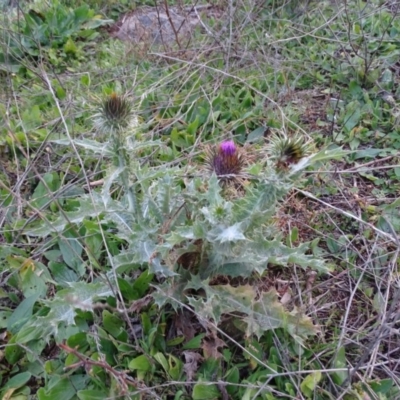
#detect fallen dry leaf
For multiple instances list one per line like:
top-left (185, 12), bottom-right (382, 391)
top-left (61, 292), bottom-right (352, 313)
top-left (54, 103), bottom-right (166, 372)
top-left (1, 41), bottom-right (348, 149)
top-left (202, 329), bottom-right (226, 359)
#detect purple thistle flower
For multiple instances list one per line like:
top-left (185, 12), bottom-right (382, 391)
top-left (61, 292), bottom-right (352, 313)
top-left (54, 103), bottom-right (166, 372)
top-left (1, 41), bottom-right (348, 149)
top-left (205, 140), bottom-right (245, 184)
top-left (219, 140), bottom-right (237, 156)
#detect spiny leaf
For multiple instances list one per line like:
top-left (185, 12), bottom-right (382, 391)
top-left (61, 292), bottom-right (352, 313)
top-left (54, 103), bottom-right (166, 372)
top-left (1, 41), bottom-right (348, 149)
top-left (51, 138), bottom-right (114, 156)
top-left (14, 282), bottom-right (113, 344)
top-left (25, 194), bottom-right (125, 237)
top-left (207, 222), bottom-right (247, 243)
top-left (186, 283), bottom-right (318, 344)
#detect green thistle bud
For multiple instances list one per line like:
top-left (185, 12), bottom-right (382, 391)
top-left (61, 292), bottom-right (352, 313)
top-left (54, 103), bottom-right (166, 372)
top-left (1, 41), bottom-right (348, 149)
top-left (94, 92), bottom-right (135, 135)
top-left (269, 133), bottom-right (311, 170)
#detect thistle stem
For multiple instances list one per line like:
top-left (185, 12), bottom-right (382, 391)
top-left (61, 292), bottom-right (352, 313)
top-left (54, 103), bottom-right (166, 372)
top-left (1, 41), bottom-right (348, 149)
top-left (114, 139), bottom-right (137, 216)
top-left (120, 154), bottom-right (137, 214)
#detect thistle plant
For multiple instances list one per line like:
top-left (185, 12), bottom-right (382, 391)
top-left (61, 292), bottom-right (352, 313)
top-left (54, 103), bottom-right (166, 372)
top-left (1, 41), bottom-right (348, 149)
top-left (18, 109), bottom-right (337, 396)
top-left (94, 92), bottom-right (138, 214)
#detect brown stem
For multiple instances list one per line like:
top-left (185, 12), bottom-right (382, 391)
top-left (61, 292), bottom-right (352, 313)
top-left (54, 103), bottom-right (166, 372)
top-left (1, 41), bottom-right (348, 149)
top-left (60, 343), bottom-right (137, 394)
top-left (162, 0), bottom-right (181, 49)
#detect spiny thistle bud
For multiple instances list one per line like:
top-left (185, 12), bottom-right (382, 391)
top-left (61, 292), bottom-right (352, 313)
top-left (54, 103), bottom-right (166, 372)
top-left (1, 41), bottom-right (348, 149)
top-left (269, 133), bottom-right (311, 171)
top-left (94, 92), bottom-right (135, 135)
top-left (204, 140), bottom-right (246, 184)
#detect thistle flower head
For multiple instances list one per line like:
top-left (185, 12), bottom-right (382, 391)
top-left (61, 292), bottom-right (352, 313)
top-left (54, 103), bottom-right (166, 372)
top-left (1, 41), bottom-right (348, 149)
top-left (269, 133), bottom-right (311, 170)
top-left (205, 140), bottom-right (246, 184)
top-left (94, 92), bottom-right (135, 135)
top-left (219, 140), bottom-right (236, 156)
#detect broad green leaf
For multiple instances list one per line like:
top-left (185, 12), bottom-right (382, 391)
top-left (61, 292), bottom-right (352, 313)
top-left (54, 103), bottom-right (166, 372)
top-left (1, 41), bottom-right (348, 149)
top-left (354, 149), bottom-right (387, 159)
top-left (77, 390), bottom-right (109, 400)
top-left (182, 333), bottom-right (205, 350)
top-left (132, 271), bottom-right (154, 298)
top-left (67, 332), bottom-right (88, 350)
top-left (369, 379), bottom-right (394, 395)
top-left (80, 74), bottom-right (90, 86)
top-left (167, 336), bottom-right (185, 346)
top-left (0, 287), bottom-right (7, 299)
top-left (83, 17), bottom-right (114, 29)
top-left (20, 266), bottom-right (47, 298)
top-left (48, 261), bottom-right (78, 285)
top-left (246, 126), bottom-right (266, 142)
top-left (128, 354), bottom-right (152, 371)
top-left (154, 352), bottom-right (169, 373)
top-left (112, 252), bottom-right (141, 272)
top-left (348, 81), bottom-right (362, 98)
top-left (14, 322), bottom-right (48, 345)
top-left (349, 138), bottom-right (362, 154)
top-left (21, 105), bottom-right (41, 130)
top-left (1, 371), bottom-right (31, 391)
top-left (102, 310), bottom-right (125, 338)
top-left (187, 117), bottom-right (199, 136)
top-left (0, 61), bottom-right (20, 73)
top-left (58, 227), bottom-right (83, 271)
top-left (5, 340), bottom-right (24, 364)
top-left (31, 172), bottom-right (61, 209)
top-left (0, 311), bottom-right (11, 329)
top-left (37, 377), bottom-right (76, 400)
top-left (118, 278), bottom-right (136, 300)
top-left (300, 371), bottom-right (322, 397)
top-left (326, 236), bottom-right (339, 253)
top-left (192, 381), bottom-right (220, 399)
top-left (226, 367), bottom-right (240, 395)
top-left (290, 227), bottom-right (298, 244)
top-left (7, 293), bottom-right (41, 333)
top-left (171, 128), bottom-right (186, 147)
top-left (84, 231), bottom-right (102, 256)
top-left (64, 38), bottom-right (77, 54)
top-left (343, 102), bottom-right (361, 132)
top-left (332, 346), bottom-right (347, 385)
top-left (56, 85), bottom-right (66, 100)
top-left (168, 354), bottom-right (183, 380)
